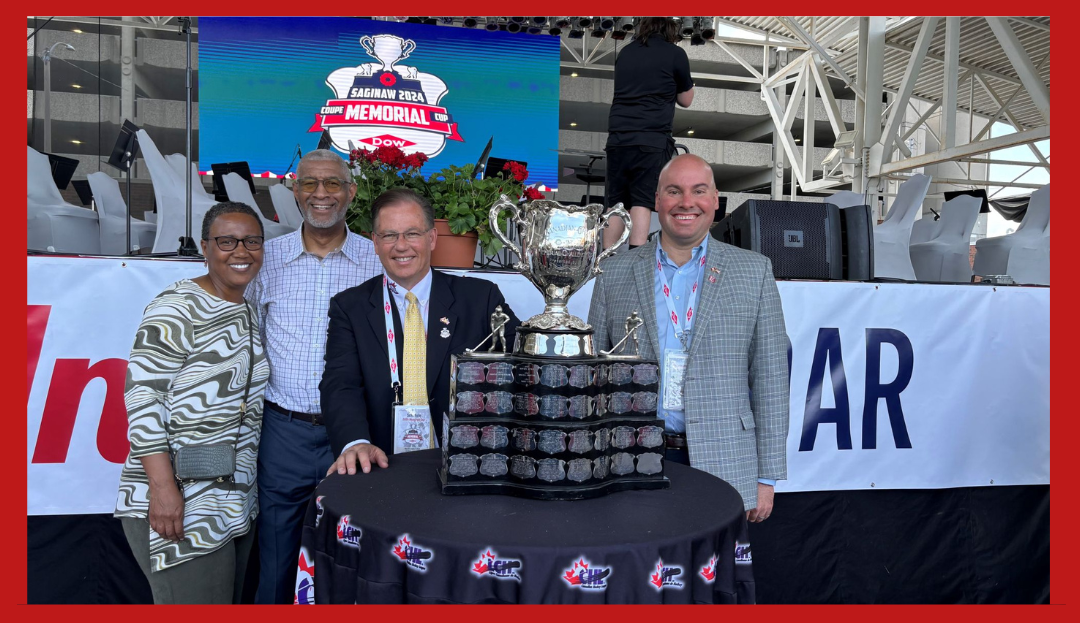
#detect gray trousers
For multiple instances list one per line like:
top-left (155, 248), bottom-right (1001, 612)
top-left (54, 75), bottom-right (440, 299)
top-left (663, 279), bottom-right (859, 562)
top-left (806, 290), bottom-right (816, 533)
top-left (121, 516), bottom-right (255, 604)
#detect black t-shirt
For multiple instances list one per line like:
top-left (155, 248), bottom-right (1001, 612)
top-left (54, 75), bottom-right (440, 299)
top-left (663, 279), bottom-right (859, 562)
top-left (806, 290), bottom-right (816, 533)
top-left (606, 34), bottom-right (694, 149)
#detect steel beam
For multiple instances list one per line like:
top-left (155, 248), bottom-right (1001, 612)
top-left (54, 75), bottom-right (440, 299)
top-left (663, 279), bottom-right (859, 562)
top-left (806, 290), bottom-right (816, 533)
top-left (972, 54), bottom-right (1049, 142)
top-left (776, 16), bottom-right (865, 99)
top-left (878, 125), bottom-right (1049, 175)
top-left (802, 55), bottom-right (817, 185)
top-left (762, 82), bottom-right (806, 187)
top-left (974, 73), bottom-right (1050, 167)
top-left (942, 17), bottom-right (960, 148)
top-left (712, 40), bottom-right (763, 81)
top-left (861, 17), bottom-right (886, 149)
top-left (880, 17), bottom-right (939, 164)
top-left (985, 17), bottom-right (1051, 125)
top-left (809, 54), bottom-right (847, 138)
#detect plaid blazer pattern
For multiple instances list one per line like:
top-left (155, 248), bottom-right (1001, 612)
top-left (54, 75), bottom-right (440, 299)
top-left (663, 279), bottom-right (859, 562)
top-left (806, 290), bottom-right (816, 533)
top-left (588, 238), bottom-right (790, 510)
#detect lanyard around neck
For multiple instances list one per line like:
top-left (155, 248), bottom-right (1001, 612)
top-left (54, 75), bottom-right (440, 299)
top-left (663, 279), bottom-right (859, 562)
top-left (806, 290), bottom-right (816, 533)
top-left (381, 276), bottom-right (402, 403)
top-left (656, 246), bottom-right (705, 350)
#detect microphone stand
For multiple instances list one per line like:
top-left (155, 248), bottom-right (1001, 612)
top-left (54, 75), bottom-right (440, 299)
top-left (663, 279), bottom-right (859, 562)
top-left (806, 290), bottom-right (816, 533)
top-left (177, 17), bottom-right (200, 256)
top-left (281, 144), bottom-right (302, 183)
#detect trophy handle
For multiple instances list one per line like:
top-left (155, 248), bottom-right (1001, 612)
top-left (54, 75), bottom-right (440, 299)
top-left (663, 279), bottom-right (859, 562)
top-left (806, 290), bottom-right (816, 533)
top-left (401, 40), bottom-right (416, 60)
top-left (594, 203), bottom-right (631, 273)
top-left (489, 194), bottom-right (523, 259)
top-left (359, 36), bottom-right (375, 56)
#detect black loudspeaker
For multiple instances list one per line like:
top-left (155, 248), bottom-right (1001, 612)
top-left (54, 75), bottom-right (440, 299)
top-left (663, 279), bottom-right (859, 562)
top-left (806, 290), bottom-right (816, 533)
top-left (713, 200), bottom-right (843, 280)
top-left (839, 204), bottom-right (875, 281)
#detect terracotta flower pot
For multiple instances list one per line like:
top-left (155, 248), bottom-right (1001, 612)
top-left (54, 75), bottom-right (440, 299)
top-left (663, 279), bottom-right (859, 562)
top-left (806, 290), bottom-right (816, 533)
top-left (430, 219), bottom-right (478, 268)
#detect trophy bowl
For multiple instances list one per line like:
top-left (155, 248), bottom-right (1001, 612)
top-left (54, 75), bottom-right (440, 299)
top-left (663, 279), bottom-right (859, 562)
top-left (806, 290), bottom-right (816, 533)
top-left (490, 195), bottom-right (630, 357)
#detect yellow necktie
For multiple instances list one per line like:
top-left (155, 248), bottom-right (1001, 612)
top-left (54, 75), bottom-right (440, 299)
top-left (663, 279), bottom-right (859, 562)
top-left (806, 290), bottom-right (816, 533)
top-left (402, 292), bottom-right (428, 406)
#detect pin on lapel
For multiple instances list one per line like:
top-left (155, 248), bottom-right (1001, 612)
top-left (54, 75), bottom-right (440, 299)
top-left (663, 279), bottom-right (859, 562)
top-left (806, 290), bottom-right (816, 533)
top-left (440, 317), bottom-right (450, 325)
top-left (708, 267), bottom-right (719, 284)
top-left (440, 327), bottom-right (451, 338)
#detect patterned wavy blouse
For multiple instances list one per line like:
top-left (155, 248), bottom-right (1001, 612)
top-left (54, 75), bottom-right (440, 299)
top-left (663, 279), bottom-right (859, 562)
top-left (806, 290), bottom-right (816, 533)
top-left (114, 279), bottom-right (269, 572)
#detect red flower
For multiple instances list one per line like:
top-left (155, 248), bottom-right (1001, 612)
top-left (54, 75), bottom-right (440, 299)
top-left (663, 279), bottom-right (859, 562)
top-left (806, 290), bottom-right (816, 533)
top-left (380, 72), bottom-right (397, 87)
top-left (523, 187), bottom-right (545, 201)
top-left (502, 160), bottom-right (529, 183)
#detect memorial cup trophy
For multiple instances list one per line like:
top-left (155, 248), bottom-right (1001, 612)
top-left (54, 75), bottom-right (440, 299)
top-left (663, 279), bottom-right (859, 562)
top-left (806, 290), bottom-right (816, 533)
top-left (438, 196), bottom-right (669, 499)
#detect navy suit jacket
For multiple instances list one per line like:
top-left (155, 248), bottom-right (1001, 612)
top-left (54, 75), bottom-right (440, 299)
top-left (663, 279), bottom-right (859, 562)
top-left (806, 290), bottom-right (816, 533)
top-left (321, 270), bottom-right (520, 457)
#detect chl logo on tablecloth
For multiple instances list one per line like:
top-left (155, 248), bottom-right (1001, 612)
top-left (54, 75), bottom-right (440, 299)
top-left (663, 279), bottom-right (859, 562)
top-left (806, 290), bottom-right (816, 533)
top-left (391, 533), bottom-right (433, 572)
top-left (294, 547), bottom-right (315, 605)
top-left (470, 548), bottom-right (522, 581)
top-left (336, 514), bottom-right (362, 547)
top-left (735, 541), bottom-right (752, 565)
top-left (311, 34), bottom-right (465, 158)
top-left (561, 557), bottom-right (611, 590)
top-left (649, 558), bottom-right (684, 590)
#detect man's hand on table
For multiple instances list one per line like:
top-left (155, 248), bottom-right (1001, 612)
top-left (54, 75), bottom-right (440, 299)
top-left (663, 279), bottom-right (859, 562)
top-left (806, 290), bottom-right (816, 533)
top-left (327, 443), bottom-right (390, 476)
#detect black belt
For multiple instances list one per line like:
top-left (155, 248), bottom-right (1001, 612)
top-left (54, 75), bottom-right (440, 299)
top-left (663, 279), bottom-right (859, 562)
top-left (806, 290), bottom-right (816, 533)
top-left (664, 433), bottom-right (687, 449)
top-left (265, 400), bottom-right (324, 426)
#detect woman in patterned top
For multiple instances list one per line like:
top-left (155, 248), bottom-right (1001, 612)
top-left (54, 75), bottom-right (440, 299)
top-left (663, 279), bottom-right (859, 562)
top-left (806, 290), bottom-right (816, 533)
top-left (115, 202), bottom-right (269, 603)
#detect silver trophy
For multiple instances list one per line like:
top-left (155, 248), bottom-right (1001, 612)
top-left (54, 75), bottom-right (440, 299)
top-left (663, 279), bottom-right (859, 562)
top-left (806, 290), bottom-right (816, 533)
top-left (490, 195), bottom-right (631, 357)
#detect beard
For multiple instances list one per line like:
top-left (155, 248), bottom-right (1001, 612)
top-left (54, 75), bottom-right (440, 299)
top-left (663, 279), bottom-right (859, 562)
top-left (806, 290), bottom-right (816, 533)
top-left (303, 206), bottom-right (346, 230)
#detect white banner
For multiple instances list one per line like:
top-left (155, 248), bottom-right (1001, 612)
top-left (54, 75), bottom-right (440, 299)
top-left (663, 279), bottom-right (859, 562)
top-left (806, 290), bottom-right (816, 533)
top-left (27, 257), bottom-right (1049, 515)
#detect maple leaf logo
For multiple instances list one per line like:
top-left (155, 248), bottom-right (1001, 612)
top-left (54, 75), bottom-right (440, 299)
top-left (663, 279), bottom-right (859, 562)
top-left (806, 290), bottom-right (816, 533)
top-left (562, 558), bottom-right (589, 585)
top-left (471, 550), bottom-right (494, 575)
top-left (392, 535), bottom-right (411, 559)
top-left (650, 562), bottom-right (664, 588)
top-left (700, 556), bottom-right (717, 581)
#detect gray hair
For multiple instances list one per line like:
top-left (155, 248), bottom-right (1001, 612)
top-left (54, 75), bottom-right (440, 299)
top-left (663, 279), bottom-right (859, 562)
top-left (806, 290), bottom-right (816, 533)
top-left (297, 149), bottom-right (352, 180)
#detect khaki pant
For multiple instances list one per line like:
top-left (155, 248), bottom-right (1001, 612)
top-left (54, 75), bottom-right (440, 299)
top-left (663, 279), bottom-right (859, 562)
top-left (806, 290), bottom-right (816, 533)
top-left (120, 516), bottom-right (255, 604)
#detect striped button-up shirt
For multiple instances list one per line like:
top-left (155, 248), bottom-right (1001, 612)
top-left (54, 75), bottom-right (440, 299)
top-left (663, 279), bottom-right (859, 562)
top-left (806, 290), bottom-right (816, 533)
top-left (246, 228), bottom-right (380, 414)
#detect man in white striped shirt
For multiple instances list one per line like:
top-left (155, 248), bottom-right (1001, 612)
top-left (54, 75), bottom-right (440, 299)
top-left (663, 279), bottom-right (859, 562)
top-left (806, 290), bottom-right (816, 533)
top-left (246, 149), bottom-right (380, 604)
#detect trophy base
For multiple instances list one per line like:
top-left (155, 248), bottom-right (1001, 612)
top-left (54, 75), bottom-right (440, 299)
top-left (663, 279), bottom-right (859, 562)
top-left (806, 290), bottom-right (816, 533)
top-left (438, 468), bottom-right (670, 500)
top-left (514, 328), bottom-right (595, 358)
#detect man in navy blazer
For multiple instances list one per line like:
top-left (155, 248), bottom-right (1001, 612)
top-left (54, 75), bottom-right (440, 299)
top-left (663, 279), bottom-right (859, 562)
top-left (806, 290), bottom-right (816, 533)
top-left (321, 188), bottom-right (519, 474)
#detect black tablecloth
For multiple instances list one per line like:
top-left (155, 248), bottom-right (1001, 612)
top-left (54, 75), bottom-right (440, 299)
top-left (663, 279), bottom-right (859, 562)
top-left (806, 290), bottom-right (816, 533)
top-left (296, 449), bottom-right (753, 604)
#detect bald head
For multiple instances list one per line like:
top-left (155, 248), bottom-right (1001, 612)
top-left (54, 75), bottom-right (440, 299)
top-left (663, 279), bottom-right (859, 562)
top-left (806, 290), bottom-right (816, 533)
top-left (655, 153), bottom-right (720, 254)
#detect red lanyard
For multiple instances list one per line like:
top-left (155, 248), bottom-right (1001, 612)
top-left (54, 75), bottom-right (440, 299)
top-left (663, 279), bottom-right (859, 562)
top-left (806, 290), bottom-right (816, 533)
top-left (656, 249), bottom-right (706, 350)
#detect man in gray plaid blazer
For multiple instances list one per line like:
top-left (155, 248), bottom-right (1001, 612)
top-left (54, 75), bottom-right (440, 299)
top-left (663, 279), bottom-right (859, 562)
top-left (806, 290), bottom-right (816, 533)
top-left (588, 154), bottom-right (789, 521)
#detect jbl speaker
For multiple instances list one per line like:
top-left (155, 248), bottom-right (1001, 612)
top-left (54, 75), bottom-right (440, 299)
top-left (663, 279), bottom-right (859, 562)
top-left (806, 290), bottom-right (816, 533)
top-left (712, 200), bottom-right (843, 280)
top-left (838, 204), bottom-right (874, 281)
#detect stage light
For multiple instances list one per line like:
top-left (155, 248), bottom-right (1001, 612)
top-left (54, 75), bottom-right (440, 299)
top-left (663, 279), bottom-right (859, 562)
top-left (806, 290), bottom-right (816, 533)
top-left (71, 139), bottom-right (82, 144)
top-left (620, 17), bottom-right (635, 32)
top-left (548, 26), bottom-right (563, 36)
top-left (568, 26), bottom-right (585, 39)
top-left (463, 17), bottom-right (479, 28)
top-left (680, 16), bottom-right (695, 37)
top-left (555, 17), bottom-right (571, 28)
top-left (439, 17), bottom-right (455, 25)
top-left (578, 16), bottom-right (592, 28)
top-left (701, 17), bottom-right (716, 40)
top-left (570, 72), bottom-right (579, 77)
top-left (507, 21), bottom-right (522, 33)
top-left (611, 30), bottom-right (627, 40)
top-left (599, 17), bottom-right (615, 30)
top-left (485, 17), bottom-right (501, 31)
top-left (72, 28), bottom-right (83, 34)
top-left (687, 128), bottom-right (694, 135)
top-left (532, 17), bottom-right (547, 26)
top-left (510, 17), bottom-right (526, 24)
top-left (591, 27), bottom-right (606, 38)
top-left (71, 83), bottom-right (82, 89)
top-left (570, 122), bottom-right (578, 127)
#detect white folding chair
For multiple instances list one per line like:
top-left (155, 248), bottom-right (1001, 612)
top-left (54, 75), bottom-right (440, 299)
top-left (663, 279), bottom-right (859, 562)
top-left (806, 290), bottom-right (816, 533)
top-left (138, 129), bottom-right (219, 253)
top-left (27, 146), bottom-right (100, 254)
top-left (269, 183), bottom-right (305, 230)
top-left (909, 194), bottom-right (981, 282)
top-left (1006, 221), bottom-right (1050, 286)
top-left (87, 172), bottom-right (156, 254)
top-left (872, 174), bottom-right (931, 280)
top-left (973, 184), bottom-right (1050, 278)
top-left (221, 172), bottom-right (293, 237)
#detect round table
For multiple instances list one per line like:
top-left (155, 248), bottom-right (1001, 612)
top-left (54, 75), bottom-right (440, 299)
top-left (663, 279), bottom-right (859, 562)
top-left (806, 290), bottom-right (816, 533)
top-left (296, 449), bottom-right (753, 604)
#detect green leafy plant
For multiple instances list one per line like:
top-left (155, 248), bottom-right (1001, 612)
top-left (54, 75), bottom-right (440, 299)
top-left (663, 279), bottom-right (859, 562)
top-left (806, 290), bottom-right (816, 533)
top-left (348, 146), bottom-right (545, 255)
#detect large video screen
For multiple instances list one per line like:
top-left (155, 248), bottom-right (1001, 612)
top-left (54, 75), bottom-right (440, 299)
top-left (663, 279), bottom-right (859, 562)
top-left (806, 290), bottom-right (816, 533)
top-left (199, 17), bottom-right (560, 189)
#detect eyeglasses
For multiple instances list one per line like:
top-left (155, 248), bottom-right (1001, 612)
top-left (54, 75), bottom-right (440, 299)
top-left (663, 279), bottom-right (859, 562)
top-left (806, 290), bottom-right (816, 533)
top-left (207, 235), bottom-right (264, 251)
top-left (295, 177), bottom-right (350, 193)
top-left (374, 229), bottom-right (430, 244)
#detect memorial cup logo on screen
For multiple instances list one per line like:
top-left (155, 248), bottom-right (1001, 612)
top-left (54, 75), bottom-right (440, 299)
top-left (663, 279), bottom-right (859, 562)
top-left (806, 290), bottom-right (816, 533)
top-left (336, 514), bottom-right (362, 547)
top-left (649, 558), bottom-right (684, 590)
top-left (311, 33), bottom-right (464, 158)
top-left (294, 547), bottom-right (315, 605)
top-left (391, 533), bottom-right (434, 572)
top-left (561, 557), bottom-right (611, 590)
top-left (470, 548), bottom-right (522, 581)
